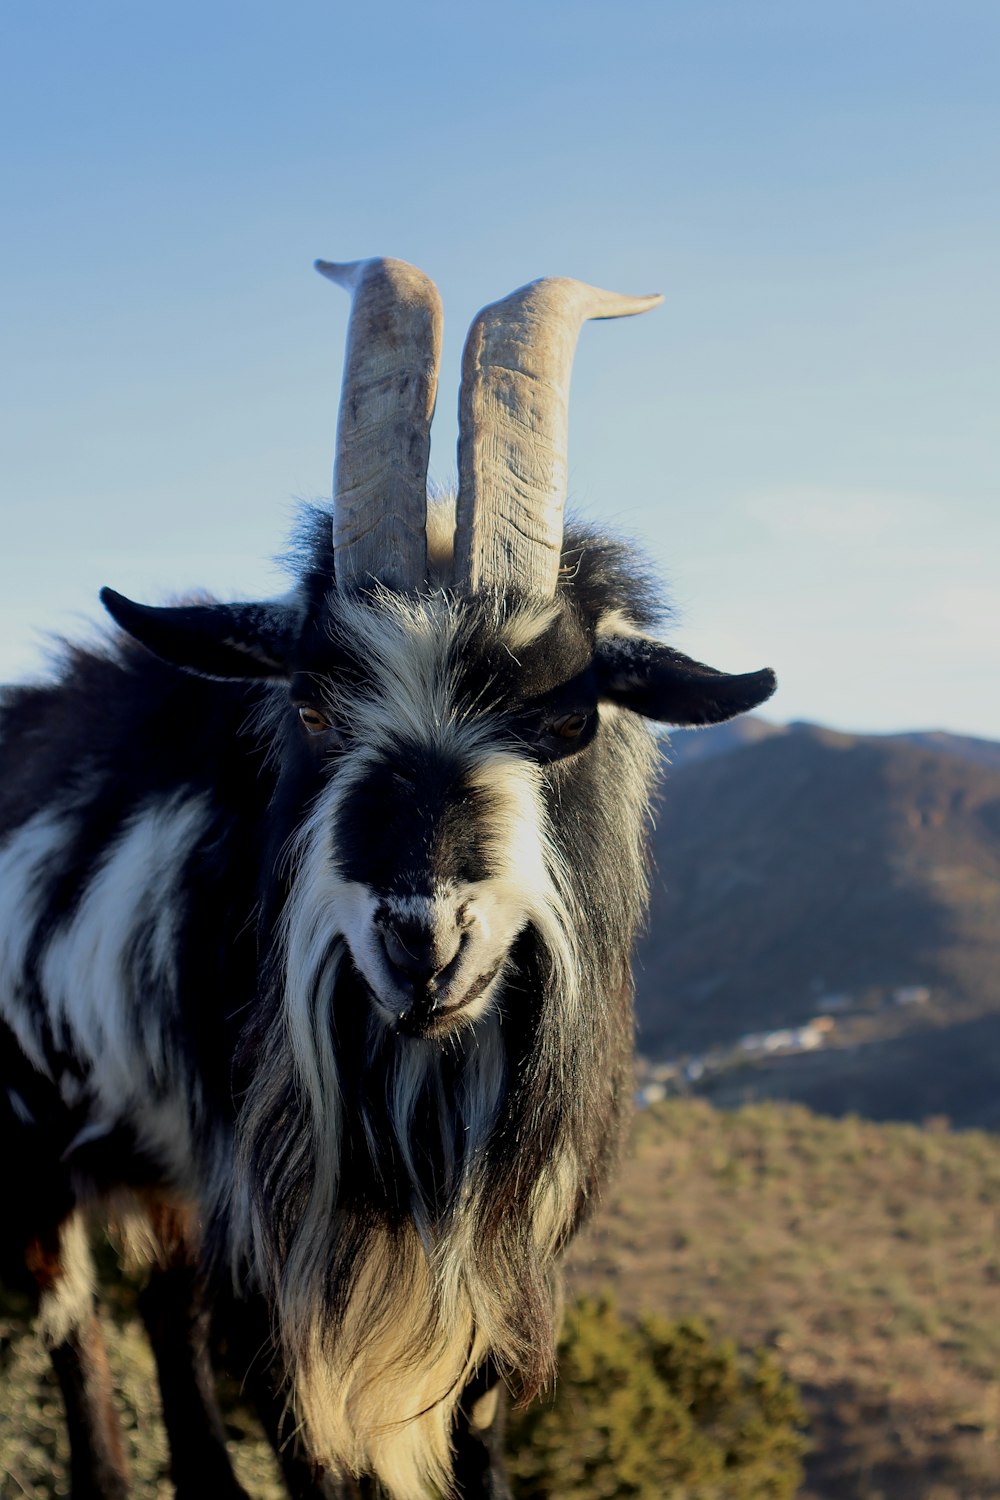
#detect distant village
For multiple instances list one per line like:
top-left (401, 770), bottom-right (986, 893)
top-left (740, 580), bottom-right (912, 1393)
top-left (635, 985), bottom-right (932, 1105)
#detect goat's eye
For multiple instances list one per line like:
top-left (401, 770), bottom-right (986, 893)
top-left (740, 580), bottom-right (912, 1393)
top-left (297, 706), bottom-right (330, 735)
top-left (549, 712), bottom-right (590, 739)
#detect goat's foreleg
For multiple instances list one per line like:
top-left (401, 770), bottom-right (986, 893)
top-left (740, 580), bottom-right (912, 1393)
top-left (216, 1288), bottom-right (362, 1498)
top-left (25, 1211), bottom-right (130, 1500)
top-left (136, 1201), bottom-right (252, 1500)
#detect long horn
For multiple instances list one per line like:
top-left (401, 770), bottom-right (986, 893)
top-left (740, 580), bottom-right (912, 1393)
top-left (316, 257), bottom-right (443, 592)
top-left (454, 277), bottom-right (662, 597)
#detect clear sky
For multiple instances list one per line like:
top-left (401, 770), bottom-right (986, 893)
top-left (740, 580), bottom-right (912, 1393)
top-left (2, 0), bottom-right (997, 737)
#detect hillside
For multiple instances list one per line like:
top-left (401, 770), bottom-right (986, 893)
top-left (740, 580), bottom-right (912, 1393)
top-left (636, 723), bottom-right (1000, 1124)
top-left (568, 1100), bottom-right (1000, 1500)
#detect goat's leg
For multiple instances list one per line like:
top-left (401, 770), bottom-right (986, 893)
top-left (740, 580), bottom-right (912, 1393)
top-left (26, 1212), bottom-right (130, 1500)
top-left (451, 1361), bottom-right (512, 1500)
top-left (217, 1288), bottom-right (356, 1499)
top-left (136, 1202), bottom-right (252, 1500)
top-left (138, 1261), bottom-right (254, 1500)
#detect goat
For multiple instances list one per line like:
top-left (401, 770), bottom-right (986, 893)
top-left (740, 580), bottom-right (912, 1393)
top-left (0, 258), bottom-right (775, 1499)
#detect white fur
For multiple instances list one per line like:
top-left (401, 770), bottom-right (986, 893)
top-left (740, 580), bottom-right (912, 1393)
top-left (296, 1228), bottom-right (490, 1499)
top-left (20, 795), bottom-right (213, 1185)
top-left (59, 1074), bottom-right (85, 1107)
top-left (498, 601), bottom-right (561, 654)
top-left (594, 606), bottom-right (645, 640)
top-left (0, 809), bottom-right (78, 1075)
top-left (37, 1211), bottom-right (95, 1349)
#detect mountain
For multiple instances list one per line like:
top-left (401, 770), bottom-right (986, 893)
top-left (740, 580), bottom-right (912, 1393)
top-left (887, 728), bottom-right (1000, 770)
top-left (635, 722), bottom-right (1000, 1125)
top-left (665, 717), bottom-right (1000, 771)
top-left (658, 714), bottom-right (789, 767)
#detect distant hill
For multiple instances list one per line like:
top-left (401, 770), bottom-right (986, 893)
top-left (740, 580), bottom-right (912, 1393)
top-left (636, 721), bottom-right (1000, 1124)
top-left (660, 714), bottom-right (789, 767)
top-left (665, 716), bottom-right (1000, 771)
top-left (888, 728), bottom-right (1000, 769)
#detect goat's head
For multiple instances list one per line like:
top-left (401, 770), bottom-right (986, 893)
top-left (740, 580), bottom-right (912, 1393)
top-left (102, 258), bottom-right (775, 1040)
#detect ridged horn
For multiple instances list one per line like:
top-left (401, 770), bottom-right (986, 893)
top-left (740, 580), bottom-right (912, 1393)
top-left (454, 277), bottom-right (662, 597)
top-left (316, 257), bottom-right (443, 592)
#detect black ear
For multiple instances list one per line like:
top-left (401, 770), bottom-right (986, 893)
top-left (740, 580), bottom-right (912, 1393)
top-left (596, 635), bottom-right (776, 726)
top-left (100, 589), bottom-right (301, 679)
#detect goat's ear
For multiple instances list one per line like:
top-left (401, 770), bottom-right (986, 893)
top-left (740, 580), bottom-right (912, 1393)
top-left (595, 635), bottom-right (776, 726)
top-left (100, 589), bottom-right (300, 680)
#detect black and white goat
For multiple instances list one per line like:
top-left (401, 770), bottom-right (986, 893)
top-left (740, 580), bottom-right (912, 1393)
top-left (0, 259), bottom-right (775, 1499)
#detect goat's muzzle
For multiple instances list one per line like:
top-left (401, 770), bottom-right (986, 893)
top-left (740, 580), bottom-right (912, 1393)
top-left (372, 910), bottom-right (503, 1039)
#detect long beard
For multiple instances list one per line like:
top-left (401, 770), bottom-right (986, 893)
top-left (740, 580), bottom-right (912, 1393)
top-left (230, 925), bottom-right (581, 1498)
top-left (228, 714), bottom-right (653, 1498)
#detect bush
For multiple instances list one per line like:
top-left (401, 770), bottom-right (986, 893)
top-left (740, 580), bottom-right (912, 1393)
top-left (508, 1295), bottom-right (807, 1499)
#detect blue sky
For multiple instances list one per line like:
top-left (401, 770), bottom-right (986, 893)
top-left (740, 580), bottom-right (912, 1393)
top-left (2, 0), bottom-right (998, 735)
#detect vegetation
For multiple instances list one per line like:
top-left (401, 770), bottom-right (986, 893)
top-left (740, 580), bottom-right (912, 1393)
top-left (509, 1295), bottom-right (806, 1499)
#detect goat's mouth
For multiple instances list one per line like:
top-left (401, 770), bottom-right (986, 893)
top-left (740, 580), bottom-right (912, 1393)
top-left (388, 959), bottom-right (504, 1040)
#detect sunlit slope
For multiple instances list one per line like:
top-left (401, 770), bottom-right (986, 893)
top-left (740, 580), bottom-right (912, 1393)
top-left (636, 726), bottom-right (1000, 1123)
top-left (568, 1099), bottom-right (1000, 1500)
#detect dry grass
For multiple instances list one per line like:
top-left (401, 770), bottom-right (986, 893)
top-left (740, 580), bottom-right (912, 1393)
top-left (0, 1314), bottom-right (285, 1500)
top-left (569, 1099), bottom-right (1000, 1499)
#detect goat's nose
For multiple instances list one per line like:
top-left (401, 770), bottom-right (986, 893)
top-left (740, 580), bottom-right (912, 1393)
top-left (379, 920), bottom-right (464, 988)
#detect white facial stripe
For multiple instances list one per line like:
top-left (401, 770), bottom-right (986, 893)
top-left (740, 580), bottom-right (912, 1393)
top-left (466, 750), bottom-right (551, 886)
top-left (325, 879), bottom-right (388, 1019)
top-left (326, 592), bottom-right (464, 757)
top-left (322, 590), bottom-right (570, 773)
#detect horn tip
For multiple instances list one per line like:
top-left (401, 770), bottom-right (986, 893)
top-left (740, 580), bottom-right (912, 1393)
top-left (315, 258), bottom-right (360, 289)
top-left (590, 288), bottom-right (664, 322)
top-left (615, 291), bottom-right (664, 317)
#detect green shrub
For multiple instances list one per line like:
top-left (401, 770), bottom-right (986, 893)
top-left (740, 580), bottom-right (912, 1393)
top-left (508, 1295), bottom-right (807, 1499)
